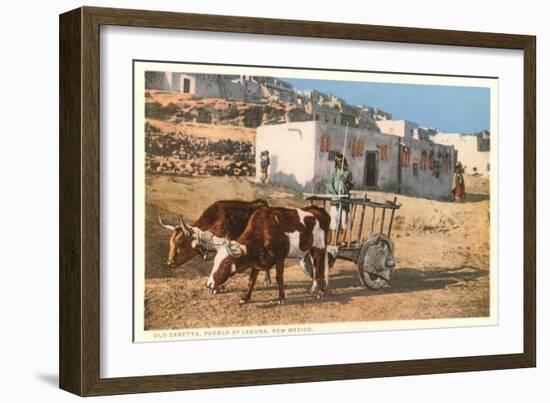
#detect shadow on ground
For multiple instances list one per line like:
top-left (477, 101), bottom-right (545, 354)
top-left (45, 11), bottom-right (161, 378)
top-left (244, 265), bottom-right (488, 308)
top-left (463, 192), bottom-right (490, 202)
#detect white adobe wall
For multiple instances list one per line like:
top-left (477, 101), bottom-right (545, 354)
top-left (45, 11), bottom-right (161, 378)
top-left (145, 72), bottom-right (197, 93)
top-left (189, 76), bottom-right (265, 102)
top-left (377, 119), bottom-right (418, 138)
top-left (310, 105), bottom-right (341, 125)
top-left (257, 122), bottom-right (454, 199)
top-left (144, 71), bottom-right (172, 91)
top-left (403, 120), bottom-right (419, 138)
top-left (255, 121), bottom-right (317, 191)
top-left (240, 80), bottom-right (264, 102)
top-left (434, 133), bottom-right (491, 176)
top-left (377, 120), bottom-right (403, 135)
top-left (221, 80), bottom-right (245, 101)
top-left (313, 123), bottom-right (364, 190)
top-left (192, 75), bottom-right (224, 99)
top-left (399, 138), bottom-right (455, 200)
top-left (313, 123), bottom-right (399, 193)
top-left (315, 123), bottom-right (454, 199)
top-left (224, 79), bottom-right (264, 102)
top-left (368, 132), bottom-right (400, 192)
top-left (179, 74), bottom-right (197, 94)
top-left (168, 73), bottom-right (181, 92)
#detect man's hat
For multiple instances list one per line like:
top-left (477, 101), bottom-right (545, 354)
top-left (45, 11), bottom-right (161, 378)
top-left (335, 152), bottom-right (343, 161)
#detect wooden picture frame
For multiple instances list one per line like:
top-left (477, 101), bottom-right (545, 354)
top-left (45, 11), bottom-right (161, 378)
top-left (59, 6), bottom-right (536, 396)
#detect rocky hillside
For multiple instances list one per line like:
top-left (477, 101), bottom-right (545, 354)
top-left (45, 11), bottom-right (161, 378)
top-left (145, 122), bottom-right (255, 177)
top-left (143, 91), bottom-right (307, 178)
top-left (142, 90), bottom-right (385, 178)
top-left (145, 90), bottom-right (306, 128)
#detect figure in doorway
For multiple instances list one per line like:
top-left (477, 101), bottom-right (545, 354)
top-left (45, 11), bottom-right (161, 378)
top-left (452, 162), bottom-right (466, 203)
top-left (260, 150), bottom-right (270, 184)
top-left (327, 153), bottom-right (353, 245)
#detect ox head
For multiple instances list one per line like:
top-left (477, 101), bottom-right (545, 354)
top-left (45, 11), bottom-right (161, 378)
top-left (158, 215), bottom-right (201, 269)
top-left (206, 238), bottom-right (248, 292)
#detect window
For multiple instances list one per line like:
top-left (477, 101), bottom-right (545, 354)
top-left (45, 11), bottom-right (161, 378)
top-left (320, 135), bottom-right (331, 152)
top-left (380, 144), bottom-right (389, 161)
top-left (442, 153), bottom-right (450, 172)
top-left (328, 150), bottom-right (339, 161)
top-left (478, 137), bottom-right (490, 152)
top-left (420, 151), bottom-right (428, 170)
top-left (432, 161), bottom-right (440, 178)
top-left (351, 139), bottom-right (364, 157)
top-left (401, 147), bottom-right (410, 167)
top-left (413, 163), bottom-right (419, 176)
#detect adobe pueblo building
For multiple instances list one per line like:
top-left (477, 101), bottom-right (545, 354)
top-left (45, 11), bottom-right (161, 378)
top-left (145, 72), bottom-right (297, 103)
top-left (433, 130), bottom-right (491, 176)
top-left (256, 119), bottom-right (457, 200)
top-left (145, 71), bottom-right (488, 199)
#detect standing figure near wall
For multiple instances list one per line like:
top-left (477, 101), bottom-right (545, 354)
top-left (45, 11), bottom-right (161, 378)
top-left (452, 162), bottom-right (466, 203)
top-left (327, 153), bottom-right (353, 245)
top-left (260, 150), bottom-right (270, 184)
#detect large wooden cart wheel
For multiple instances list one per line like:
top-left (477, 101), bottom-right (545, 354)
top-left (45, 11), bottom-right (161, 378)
top-left (357, 234), bottom-right (396, 289)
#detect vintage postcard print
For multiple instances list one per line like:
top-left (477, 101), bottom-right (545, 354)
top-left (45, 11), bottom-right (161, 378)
top-left (133, 61), bottom-right (498, 342)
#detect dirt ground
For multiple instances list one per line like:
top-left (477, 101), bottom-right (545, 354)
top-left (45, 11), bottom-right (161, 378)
top-left (143, 173), bottom-right (491, 330)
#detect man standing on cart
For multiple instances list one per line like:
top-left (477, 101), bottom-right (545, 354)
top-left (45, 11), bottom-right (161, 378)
top-left (327, 153), bottom-right (353, 245)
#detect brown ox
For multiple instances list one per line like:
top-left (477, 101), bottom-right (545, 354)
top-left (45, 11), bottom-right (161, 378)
top-left (158, 199), bottom-right (268, 274)
top-left (189, 205), bottom-right (330, 304)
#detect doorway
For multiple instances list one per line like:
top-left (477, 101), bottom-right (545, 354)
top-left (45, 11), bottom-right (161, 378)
top-left (183, 78), bottom-right (191, 93)
top-left (364, 151), bottom-right (377, 187)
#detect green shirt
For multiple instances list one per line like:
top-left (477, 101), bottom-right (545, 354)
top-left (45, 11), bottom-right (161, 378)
top-left (328, 167), bottom-right (353, 196)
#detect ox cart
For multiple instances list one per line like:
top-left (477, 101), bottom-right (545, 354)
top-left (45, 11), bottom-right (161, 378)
top-left (303, 193), bottom-right (401, 290)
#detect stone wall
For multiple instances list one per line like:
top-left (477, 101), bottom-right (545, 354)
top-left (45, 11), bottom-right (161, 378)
top-left (145, 123), bottom-right (255, 177)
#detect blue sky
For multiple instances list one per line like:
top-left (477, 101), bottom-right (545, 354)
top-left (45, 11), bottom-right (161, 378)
top-left (281, 77), bottom-right (491, 133)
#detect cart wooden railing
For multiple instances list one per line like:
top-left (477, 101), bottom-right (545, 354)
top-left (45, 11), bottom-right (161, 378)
top-left (303, 193), bottom-right (401, 248)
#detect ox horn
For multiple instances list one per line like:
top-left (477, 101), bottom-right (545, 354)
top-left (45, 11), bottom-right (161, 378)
top-left (158, 215), bottom-right (176, 231)
top-left (179, 217), bottom-right (194, 237)
top-left (224, 237), bottom-right (247, 258)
